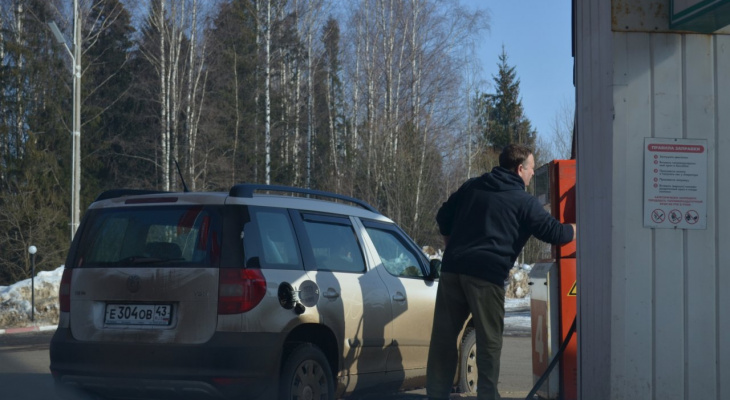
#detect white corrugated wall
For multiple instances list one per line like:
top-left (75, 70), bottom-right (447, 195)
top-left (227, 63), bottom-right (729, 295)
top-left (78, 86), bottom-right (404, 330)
top-left (576, 1), bottom-right (730, 399)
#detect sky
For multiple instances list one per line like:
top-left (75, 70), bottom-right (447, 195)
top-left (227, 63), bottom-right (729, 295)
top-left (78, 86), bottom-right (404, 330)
top-left (460, 0), bottom-right (575, 144)
top-left (0, 265), bottom-right (532, 333)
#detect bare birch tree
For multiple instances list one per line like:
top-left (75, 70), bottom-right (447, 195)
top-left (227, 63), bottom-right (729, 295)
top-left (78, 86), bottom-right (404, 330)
top-left (262, 0), bottom-right (272, 184)
top-left (185, 0), bottom-right (208, 190)
top-left (140, 0), bottom-right (209, 191)
top-left (544, 97), bottom-right (574, 161)
top-left (341, 0), bottom-right (488, 242)
top-left (294, 0), bottom-right (326, 188)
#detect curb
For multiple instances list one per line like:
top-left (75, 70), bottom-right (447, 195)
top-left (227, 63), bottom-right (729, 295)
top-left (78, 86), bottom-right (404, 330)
top-left (0, 325), bottom-right (57, 335)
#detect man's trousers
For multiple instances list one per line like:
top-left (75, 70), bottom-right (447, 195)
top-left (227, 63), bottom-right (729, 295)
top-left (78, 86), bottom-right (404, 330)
top-left (426, 271), bottom-right (505, 400)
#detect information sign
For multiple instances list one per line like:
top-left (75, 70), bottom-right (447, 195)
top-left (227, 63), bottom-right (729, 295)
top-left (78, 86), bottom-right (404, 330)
top-left (644, 138), bottom-right (707, 229)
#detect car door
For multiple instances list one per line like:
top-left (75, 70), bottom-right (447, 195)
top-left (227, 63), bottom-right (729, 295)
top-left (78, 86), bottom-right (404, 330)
top-left (358, 218), bottom-right (437, 372)
top-left (290, 211), bottom-right (393, 377)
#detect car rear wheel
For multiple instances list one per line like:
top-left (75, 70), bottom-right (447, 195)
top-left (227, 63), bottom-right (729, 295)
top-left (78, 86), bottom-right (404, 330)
top-left (457, 327), bottom-right (478, 393)
top-left (279, 343), bottom-right (334, 400)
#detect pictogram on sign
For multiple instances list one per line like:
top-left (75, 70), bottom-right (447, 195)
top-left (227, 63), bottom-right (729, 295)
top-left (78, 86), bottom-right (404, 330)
top-left (685, 210), bottom-right (699, 224)
top-left (669, 209), bottom-right (682, 224)
top-left (651, 209), bottom-right (665, 223)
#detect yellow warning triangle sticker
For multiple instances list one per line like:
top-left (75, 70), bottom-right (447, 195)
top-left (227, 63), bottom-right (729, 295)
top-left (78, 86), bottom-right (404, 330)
top-left (568, 281), bottom-right (577, 296)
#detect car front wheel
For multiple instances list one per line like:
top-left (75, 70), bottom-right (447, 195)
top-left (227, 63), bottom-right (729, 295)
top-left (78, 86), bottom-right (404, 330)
top-left (279, 343), bottom-right (334, 400)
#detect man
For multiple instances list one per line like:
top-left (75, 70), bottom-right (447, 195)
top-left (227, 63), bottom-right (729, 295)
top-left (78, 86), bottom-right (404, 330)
top-left (427, 144), bottom-right (575, 400)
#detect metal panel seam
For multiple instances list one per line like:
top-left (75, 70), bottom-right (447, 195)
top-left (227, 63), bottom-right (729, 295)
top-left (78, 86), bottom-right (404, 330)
top-left (713, 34), bottom-right (722, 400)
top-left (681, 33), bottom-right (690, 400)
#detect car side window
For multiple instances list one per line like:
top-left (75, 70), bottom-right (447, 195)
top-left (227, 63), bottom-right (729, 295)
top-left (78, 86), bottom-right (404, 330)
top-left (244, 207), bottom-right (302, 269)
top-left (364, 225), bottom-right (424, 278)
top-left (299, 214), bottom-right (365, 273)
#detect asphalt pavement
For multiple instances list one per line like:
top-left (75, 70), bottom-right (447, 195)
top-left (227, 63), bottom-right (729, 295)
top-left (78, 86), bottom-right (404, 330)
top-left (0, 327), bottom-right (538, 400)
top-left (351, 333), bottom-right (535, 400)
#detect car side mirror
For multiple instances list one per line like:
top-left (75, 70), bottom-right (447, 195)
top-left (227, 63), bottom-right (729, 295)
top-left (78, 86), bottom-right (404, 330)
top-left (426, 258), bottom-right (441, 281)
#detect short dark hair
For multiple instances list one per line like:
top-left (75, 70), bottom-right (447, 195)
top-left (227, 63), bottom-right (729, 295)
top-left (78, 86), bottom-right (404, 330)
top-left (499, 144), bottom-right (533, 171)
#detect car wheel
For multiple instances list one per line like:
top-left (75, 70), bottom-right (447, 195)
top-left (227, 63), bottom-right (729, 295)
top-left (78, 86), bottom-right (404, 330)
top-left (279, 343), bottom-right (334, 400)
top-left (457, 327), bottom-right (477, 393)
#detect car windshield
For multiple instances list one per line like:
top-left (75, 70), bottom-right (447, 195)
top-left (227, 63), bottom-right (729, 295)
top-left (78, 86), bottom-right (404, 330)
top-left (72, 205), bottom-right (223, 268)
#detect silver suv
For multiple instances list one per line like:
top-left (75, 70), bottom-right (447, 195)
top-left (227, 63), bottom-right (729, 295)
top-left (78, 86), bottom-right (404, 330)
top-left (50, 184), bottom-right (473, 400)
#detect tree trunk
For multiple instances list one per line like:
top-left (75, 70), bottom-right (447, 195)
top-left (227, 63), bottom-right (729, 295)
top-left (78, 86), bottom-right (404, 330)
top-left (185, 0), bottom-right (198, 191)
top-left (264, 0), bottom-right (271, 185)
top-left (326, 68), bottom-right (339, 188)
top-left (159, 0), bottom-right (170, 191)
top-left (232, 50), bottom-right (240, 184)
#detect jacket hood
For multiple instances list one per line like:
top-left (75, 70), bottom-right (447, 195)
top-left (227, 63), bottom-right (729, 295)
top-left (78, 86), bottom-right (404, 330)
top-left (478, 166), bottom-right (525, 192)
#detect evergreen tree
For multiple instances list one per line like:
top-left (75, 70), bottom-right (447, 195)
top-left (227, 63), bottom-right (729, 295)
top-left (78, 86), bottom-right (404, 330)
top-left (269, 5), bottom-right (306, 186)
top-left (201, 0), bottom-right (261, 188)
top-left (312, 16), bottom-right (343, 189)
top-left (477, 46), bottom-right (537, 152)
top-left (0, 0), bottom-right (72, 284)
top-left (82, 0), bottom-right (137, 199)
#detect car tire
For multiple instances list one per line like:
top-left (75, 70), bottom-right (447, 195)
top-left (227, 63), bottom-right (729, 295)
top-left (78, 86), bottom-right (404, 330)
top-left (457, 327), bottom-right (478, 393)
top-left (279, 343), bottom-right (335, 400)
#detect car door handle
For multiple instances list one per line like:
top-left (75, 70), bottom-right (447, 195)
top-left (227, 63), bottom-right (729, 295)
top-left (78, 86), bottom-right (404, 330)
top-left (323, 288), bottom-right (340, 299)
top-left (392, 292), bottom-right (406, 302)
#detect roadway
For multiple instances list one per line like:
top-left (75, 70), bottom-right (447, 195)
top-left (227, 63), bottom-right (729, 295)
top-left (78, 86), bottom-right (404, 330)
top-left (0, 330), bottom-right (534, 400)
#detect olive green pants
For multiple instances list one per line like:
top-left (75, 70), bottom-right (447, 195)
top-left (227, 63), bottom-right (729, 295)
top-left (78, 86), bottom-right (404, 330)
top-left (426, 272), bottom-right (505, 400)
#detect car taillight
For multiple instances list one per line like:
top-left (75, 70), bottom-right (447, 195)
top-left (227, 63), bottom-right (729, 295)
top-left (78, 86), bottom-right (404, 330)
top-left (59, 269), bottom-right (72, 312)
top-left (218, 268), bottom-right (267, 314)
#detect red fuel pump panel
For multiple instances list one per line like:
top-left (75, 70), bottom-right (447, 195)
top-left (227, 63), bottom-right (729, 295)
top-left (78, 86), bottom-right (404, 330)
top-left (551, 159), bottom-right (577, 400)
top-left (559, 258), bottom-right (577, 400)
top-left (550, 159), bottom-right (576, 259)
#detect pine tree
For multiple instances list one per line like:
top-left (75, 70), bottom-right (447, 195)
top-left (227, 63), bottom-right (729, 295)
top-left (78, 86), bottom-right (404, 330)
top-left (313, 16), bottom-right (343, 189)
top-left (202, 0), bottom-right (262, 188)
top-left (0, 0), bottom-right (72, 284)
top-left (478, 46), bottom-right (537, 151)
top-left (82, 0), bottom-right (137, 199)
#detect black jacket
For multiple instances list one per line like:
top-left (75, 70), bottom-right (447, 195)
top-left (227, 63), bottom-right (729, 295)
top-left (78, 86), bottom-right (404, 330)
top-left (436, 166), bottom-right (574, 286)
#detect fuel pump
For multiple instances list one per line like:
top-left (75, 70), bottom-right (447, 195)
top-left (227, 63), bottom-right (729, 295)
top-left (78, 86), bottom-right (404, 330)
top-left (529, 160), bottom-right (577, 400)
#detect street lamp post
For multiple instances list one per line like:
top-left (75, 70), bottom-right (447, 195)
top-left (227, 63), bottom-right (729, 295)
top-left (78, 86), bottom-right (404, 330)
top-left (48, 0), bottom-right (81, 241)
top-left (28, 245), bottom-right (37, 322)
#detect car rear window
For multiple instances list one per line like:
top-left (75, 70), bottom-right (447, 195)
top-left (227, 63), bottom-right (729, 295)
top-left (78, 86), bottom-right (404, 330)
top-left (71, 205), bottom-right (223, 268)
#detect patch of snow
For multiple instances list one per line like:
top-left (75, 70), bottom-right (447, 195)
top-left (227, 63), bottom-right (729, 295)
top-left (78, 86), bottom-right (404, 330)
top-left (0, 266), bottom-right (64, 328)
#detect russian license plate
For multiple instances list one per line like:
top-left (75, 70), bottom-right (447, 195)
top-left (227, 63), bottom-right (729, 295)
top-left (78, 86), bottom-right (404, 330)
top-left (104, 304), bottom-right (172, 326)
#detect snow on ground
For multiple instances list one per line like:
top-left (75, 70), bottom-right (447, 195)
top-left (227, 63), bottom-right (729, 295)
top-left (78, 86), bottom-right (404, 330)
top-left (0, 266), bottom-right (64, 329)
top-left (0, 264), bottom-right (533, 332)
top-left (504, 263), bottom-right (533, 333)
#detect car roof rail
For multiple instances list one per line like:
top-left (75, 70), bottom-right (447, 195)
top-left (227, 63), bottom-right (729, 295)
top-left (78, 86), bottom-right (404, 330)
top-left (95, 189), bottom-right (171, 202)
top-left (229, 183), bottom-right (379, 213)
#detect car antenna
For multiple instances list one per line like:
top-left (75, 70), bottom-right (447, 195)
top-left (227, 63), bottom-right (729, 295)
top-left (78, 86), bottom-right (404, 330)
top-left (174, 159), bottom-right (190, 192)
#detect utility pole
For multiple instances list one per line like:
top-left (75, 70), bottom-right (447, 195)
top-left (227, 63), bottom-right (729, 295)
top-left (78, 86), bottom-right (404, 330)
top-left (49, 0), bottom-right (81, 241)
top-left (72, 0), bottom-right (81, 240)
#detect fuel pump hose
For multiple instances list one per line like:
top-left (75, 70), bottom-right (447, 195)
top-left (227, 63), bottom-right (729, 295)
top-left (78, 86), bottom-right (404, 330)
top-left (525, 316), bottom-right (577, 400)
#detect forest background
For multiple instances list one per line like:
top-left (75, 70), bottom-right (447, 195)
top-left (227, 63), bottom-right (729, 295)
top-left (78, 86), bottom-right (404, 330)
top-left (0, 0), bottom-right (573, 286)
